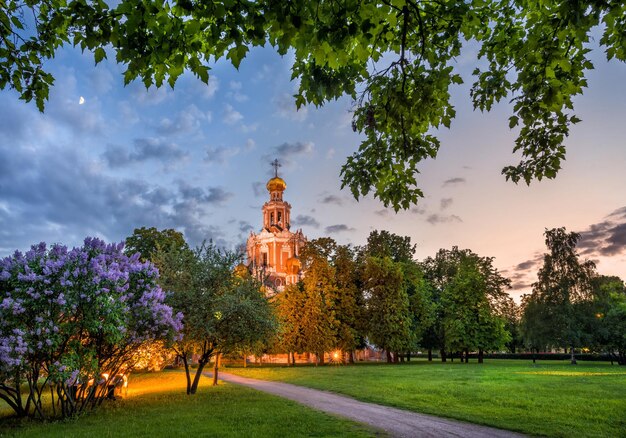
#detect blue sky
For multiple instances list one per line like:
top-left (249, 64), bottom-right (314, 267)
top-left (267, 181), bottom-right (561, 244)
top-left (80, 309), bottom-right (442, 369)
top-left (0, 40), bottom-right (624, 300)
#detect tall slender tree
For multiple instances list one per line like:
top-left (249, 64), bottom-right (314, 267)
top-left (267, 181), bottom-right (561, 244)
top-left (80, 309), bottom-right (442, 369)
top-left (527, 228), bottom-right (596, 364)
top-left (363, 256), bottom-right (414, 363)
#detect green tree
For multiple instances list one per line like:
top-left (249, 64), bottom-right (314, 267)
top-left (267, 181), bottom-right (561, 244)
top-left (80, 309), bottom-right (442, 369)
top-left (441, 259), bottom-right (510, 363)
top-left (421, 247), bottom-right (511, 361)
top-left (527, 227), bottom-right (596, 364)
top-left (275, 282), bottom-right (308, 365)
top-left (330, 244), bottom-right (364, 363)
top-left (6, 1), bottom-right (624, 209)
top-left (210, 276), bottom-right (276, 383)
top-left (520, 293), bottom-right (552, 362)
top-left (363, 256), bottom-right (414, 363)
top-left (364, 230), bottom-right (416, 263)
top-left (125, 227), bottom-right (188, 262)
top-left (156, 242), bottom-right (275, 392)
top-left (299, 246), bottom-right (339, 365)
top-left (590, 276), bottom-right (626, 365)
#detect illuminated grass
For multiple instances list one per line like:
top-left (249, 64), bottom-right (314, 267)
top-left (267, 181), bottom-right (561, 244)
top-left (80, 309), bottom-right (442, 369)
top-left (225, 360), bottom-right (626, 438)
top-left (0, 371), bottom-right (381, 437)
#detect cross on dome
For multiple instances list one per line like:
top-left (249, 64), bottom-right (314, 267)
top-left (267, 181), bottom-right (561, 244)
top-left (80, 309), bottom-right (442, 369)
top-left (271, 158), bottom-right (281, 177)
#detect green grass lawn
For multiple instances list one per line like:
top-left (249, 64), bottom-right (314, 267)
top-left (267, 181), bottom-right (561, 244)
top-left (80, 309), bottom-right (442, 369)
top-left (224, 359), bottom-right (626, 438)
top-left (0, 371), bottom-right (381, 437)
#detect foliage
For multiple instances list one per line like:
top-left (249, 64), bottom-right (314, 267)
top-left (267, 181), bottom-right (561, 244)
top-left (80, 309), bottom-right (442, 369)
top-left (276, 239), bottom-right (364, 363)
top-left (331, 244), bottom-right (365, 357)
top-left (125, 227), bottom-right (188, 262)
top-left (363, 230), bottom-right (416, 263)
top-left (5, 1), bottom-right (626, 209)
top-left (441, 259), bottom-right (510, 360)
top-left (362, 256), bottom-right (414, 360)
top-left (523, 228), bottom-right (596, 363)
top-left (155, 241), bottom-right (275, 392)
top-left (590, 276), bottom-right (626, 365)
top-left (0, 238), bottom-right (181, 419)
top-left (421, 246), bottom-right (512, 360)
top-left (131, 341), bottom-right (175, 372)
top-left (297, 247), bottom-right (339, 363)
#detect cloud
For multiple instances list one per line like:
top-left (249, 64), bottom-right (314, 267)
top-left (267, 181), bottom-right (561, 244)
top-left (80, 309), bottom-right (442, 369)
top-left (411, 206), bottom-right (427, 215)
top-left (293, 215), bottom-right (320, 229)
top-left (183, 75), bottom-right (219, 100)
top-left (239, 221), bottom-right (254, 233)
top-left (275, 93), bottom-right (308, 121)
top-left (157, 104), bottom-right (211, 135)
top-left (320, 195), bottom-right (343, 206)
top-left (223, 104), bottom-right (243, 125)
top-left (131, 83), bottom-right (172, 105)
top-left (375, 209), bottom-right (390, 217)
top-left (262, 142), bottom-right (314, 171)
top-left (325, 224), bottom-right (355, 234)
top-left (0, 138), bottom-right (230, 255)
top-left (511, 281), bottom-right (533, 291)
top-left (442, 177), bottom-right (466, 187)
top-left (103, 138), bottom-right (188, 168)
top-left (440, 198), bottom-right (453, 210)
top-left (426, 214), bottom-right (462, 225)
top-left (578, 206), bottom-right (626, 257)
top-left (252, 182), bottom-right (265, 197)
top-left (228, 81), bottom-right (248, 102)
top-left (204, 146), bottom-right (239, 165)
top-left (516, 259), bottom-right (538, 271)
top-left (177, 181), bottom-right (233, 205)
top-left (275, 141), bottom-right (314, 158)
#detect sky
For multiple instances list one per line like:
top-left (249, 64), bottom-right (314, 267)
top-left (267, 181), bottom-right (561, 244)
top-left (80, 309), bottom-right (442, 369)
top-left (0, 37), bottom-right (624, 302)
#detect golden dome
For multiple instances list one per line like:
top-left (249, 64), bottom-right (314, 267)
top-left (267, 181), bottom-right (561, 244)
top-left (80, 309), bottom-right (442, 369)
top-left (266, 176), bottom-right (287, 192)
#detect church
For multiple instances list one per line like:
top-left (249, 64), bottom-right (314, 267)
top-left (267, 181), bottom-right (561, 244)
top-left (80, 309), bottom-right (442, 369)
top-left (245, 160), bottom-right (307, 293)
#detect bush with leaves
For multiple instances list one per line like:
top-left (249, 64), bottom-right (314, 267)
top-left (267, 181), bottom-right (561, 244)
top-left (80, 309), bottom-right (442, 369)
top-left (0, 238), bottom-right (182, 419)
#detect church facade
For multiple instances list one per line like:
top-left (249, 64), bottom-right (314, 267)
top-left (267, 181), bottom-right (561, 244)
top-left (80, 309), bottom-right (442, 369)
top-left (245, 161), bottom-right (306, 292)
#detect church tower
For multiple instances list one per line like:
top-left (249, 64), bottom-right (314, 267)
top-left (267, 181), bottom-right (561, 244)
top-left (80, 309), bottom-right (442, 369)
top-left (246, 160), bottom-right (306, 292)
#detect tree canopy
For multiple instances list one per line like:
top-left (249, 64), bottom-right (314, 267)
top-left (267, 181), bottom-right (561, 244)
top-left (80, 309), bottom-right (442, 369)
top-left (523, 227), bottom-right (597, 364)
top-left (4, 1), bottom-right (624, 209)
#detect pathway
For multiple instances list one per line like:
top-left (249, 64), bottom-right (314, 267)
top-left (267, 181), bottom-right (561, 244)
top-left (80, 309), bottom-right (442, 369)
top-left (206, 371), bottom-right (526, 438)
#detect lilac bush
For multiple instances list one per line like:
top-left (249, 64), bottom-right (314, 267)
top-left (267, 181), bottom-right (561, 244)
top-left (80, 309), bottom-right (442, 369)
top-left (0, 238), bottom-right (182, 419)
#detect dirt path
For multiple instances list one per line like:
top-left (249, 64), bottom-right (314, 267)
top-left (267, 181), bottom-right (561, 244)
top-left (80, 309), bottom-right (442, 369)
top-left (207, 371), bottom-right (526, 438)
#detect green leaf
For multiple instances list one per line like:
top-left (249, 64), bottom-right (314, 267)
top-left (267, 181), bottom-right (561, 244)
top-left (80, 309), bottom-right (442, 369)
top-left (94, 47), bottom-right (106, 64)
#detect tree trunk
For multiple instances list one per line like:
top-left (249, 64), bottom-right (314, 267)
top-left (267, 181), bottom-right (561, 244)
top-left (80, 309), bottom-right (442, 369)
top-left (428, 348), bottom-right (432, 362)
top-left (394, 352), bottom-right (400, 363)
top-left (212, 353), bottom-right (220, 386)
top-left (570, 346), bottom-right (577, 365)
top-left (318, 352), bottom-right (325, 365)
top-left (406, 351), bottom-right (411, 362)
top-left (292, 352), bottom-right (297, 365)
top-left (386, 350), bottom-right (393, 363)
top-left (190, 358), bottom-right (209, 394)
top-left (181, 355), bottom-right (192, 395)
top-left (532, 348), bottom-right (536, 364)
top-left (440, 349), bottom-right (447, 363)
top-left (478, 348), bottom-right (484, 364)
top-left (349, 350), bottom-right (355, 364)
